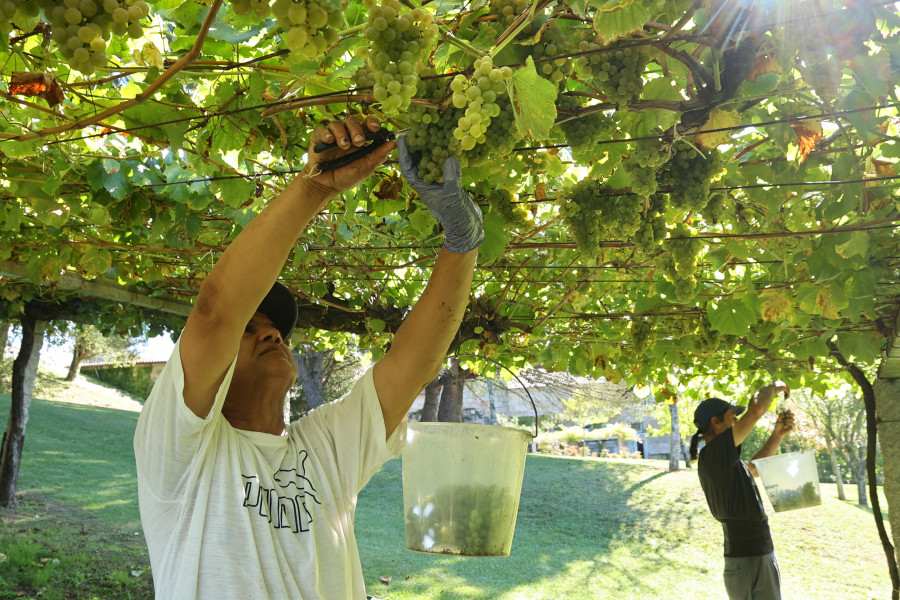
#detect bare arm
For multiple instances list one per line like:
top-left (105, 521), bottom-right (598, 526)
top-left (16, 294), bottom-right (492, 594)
top-left (373, 249), bottom-right (477, 437)
top-left (732, 382), bottom-right (789, 447)
top-left (179, 118), bottom-right (395, 418)
top-left (747, 409), bottom-right (794, 477)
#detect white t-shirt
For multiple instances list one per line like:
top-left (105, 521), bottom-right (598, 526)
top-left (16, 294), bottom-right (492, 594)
top-left (133, 339), bottom-right (405, 599)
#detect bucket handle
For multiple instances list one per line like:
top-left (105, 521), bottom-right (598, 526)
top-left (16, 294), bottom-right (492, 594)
top-left (454, 353), bottom-right (539, 438)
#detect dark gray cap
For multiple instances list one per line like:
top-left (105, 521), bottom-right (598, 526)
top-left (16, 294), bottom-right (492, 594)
top-left (257, 282), bottom-right (297, 341)
top-left (693, 397), bottom-right (745, 429)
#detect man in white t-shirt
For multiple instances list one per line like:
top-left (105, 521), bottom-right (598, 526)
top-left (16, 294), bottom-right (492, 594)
top-left (133, 117), bottom-right (484, 599)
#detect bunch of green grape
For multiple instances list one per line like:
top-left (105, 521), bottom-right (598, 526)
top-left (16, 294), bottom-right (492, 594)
top-left (480, 0), bottom-right (540, 39)
top-left (690, 313), bottom-right (721, 354)
top-left (405, 72), bottom-right (460, 183)
top-left (629, 319), bottom-right (656, 356)
top-left (486, 188), bottom-right (530, 229)
top-left (576, 42), bottom-right (649, 108)
top-left (658, 223), bottom-right (701, 301)
top-left (634, 193), bottom-right (668, 250)
top-left (450, 56), bottom-right (513, 151)
top-left (2, 0), bottom-right (151, 74)
top-left (622, 138), bottom-right (668, 197)
top-left (269, 0), bottom-right (344, 58)
top-left (557, 96), bottom-right (617, 155)
top-left (531, 23), bottom-right (575, 87)
top-left (356, 0), bottom-right (438, 113)
top-left (559, 179), bottom-right (643, 256)
top-left (701, 192), bottom-right (727, 224)
top-left (656, 140), bottom-right (724, 213)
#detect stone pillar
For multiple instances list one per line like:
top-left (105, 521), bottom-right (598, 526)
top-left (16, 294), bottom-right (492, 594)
top-left (874, 377), bottom-right (900, 566)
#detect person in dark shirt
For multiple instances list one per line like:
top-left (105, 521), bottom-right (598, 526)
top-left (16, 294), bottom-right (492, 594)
top-left (688, 384), bottom-right (794, 600)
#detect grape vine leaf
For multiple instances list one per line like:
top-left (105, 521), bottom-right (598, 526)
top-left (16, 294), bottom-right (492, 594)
top-left (591, 0), bottom-right (653, 45)
top-left (507, 56), bottom-right (558, 141)
top-left (480, 213), bottom-right (510, 261)
top-left (706, 298), bottom-right (756, 335)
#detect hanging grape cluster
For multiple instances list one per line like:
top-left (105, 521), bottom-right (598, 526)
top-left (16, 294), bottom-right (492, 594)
top-left (449, 56), bottom-right (512, 151)
top-left (621, 138), bottom-right (667, 198)
top-left (657, 223), bottom-right (701, 301)
top-left (355, 0), bottom-right (438, 113)
top-left (486, 188), bottom-right (530, 229)
top-left (656, 140), bottom-right (724, 213)
top-left (576, 42), bottom-right (650, 108)
top-left (629, 319), bottom-right (656, 356)
top-left (243, 0), bottom-right (343, 58)
top-left (530, 23), bottom-right (575, 88)
top-left (701, 192), bottom-right (727, 225)
top-left (406, 58), bottom-right (523, 183)
top-left (559, 179), bottom-right (643, 256)
top-left (634, 193), bottom-right (668, 250)
top-left (689, 313), bottom-right (722, 354)
top-left (2, 0), bottom-right (150, 74)
top-left (557, 96), bottom-right (617, 157)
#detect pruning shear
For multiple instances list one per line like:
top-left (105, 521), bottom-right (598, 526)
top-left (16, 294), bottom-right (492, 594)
top-left (312, 127), bottom-right (408, 173)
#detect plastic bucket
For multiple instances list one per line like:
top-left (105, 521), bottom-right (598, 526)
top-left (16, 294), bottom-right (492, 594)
top-left (753, 450), bottom-right (822, 512)
top-left (402, 422), bottom-right (530, 556)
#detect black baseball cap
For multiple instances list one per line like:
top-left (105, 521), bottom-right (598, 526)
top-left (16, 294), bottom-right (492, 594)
top-left (693, 397), bottom-right (745, 429)
top-left (257, 281), bottom-right (297, 341)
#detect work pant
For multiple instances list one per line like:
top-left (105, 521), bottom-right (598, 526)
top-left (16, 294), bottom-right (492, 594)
top-left (723, 552), bottom-right (781, 600)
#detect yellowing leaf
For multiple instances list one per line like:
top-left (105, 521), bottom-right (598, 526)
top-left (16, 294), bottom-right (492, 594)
top-left (747, 52), bottom-right (782, 83)
top-left (790, 119), bottom-right (823, 163)
top-left (142, 42), bottom-right (165, 70)
top-left (759, 289), bottom-right (794, 323)
top-left (815, 288), bottom-right (841, 320)
top-left (694, 108), bottom-right (741, 148)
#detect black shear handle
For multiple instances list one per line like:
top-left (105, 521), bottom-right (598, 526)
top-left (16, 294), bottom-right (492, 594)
top-left (312, 128), bottom-right (397, 172)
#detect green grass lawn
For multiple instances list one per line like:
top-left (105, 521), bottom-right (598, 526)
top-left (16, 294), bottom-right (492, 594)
top-left (0, 375), bottom-right (894, 599)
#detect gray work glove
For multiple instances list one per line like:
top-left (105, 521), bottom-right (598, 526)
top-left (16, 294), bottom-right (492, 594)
top-left (397, 135), bottom-right (484, 254)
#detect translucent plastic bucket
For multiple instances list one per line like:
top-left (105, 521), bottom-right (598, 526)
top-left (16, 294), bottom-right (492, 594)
top-left (402, 422), bottom-right (529, 556)
top-left (753, 450), bottom-right (822, 512)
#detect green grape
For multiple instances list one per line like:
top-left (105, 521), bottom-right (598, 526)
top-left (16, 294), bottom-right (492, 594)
top-left (629, 319), bottom-right (656, 356)
top-left (621, 138), bottom-right (667, 198)
top-left (557, 96), bottom-right (616, 156)
top-left (656, 140), bottom-right (725, 213)
top-left (272, 0), bottom-right (342, 58)
top-left (530, 23), bottom-right (575, 88)
top-left (361, 0), bottom-right (438, 114)
top-left (577, 41), bottom-right (650, 109)
top-left (560, 179), bottom-right (643, 256)
top-left (702, 192), bottom-right (727, 225)
top-left (658, 222), bottom-right (701, 301)
top-left (486, 188), bottom-right (530, 229)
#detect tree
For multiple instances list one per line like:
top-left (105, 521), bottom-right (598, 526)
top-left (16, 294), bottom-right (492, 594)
top-left (64, 324), bottom-right (140, 381)
top-left (801, 387), bottom-right (870, 506)
top-left (0, 309), bottom-right (46, 508)
top-left (290, 344), bottom-right (366, 417)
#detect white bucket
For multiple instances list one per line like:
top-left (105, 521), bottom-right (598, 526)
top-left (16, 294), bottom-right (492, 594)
top-left (753, 450), bottom-right (822, 512)
top-left (401, 422), bottom-right (529, 556)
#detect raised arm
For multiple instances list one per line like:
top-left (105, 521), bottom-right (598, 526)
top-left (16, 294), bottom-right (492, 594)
top-left (372, 137), bottom-right (483, 437)
top-left (747, 409), bottom-right (795, 477)
top-left (732, 382), bottom-right (790, 447)
top-left (179, 117), bottom-right (395, 419)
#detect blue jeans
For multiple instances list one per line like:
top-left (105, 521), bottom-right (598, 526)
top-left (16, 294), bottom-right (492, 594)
top-left (723, 552), bottom-right (782, 600)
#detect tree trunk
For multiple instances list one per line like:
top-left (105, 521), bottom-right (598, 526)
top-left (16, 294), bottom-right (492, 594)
top-left (0, 314), bottom-right (46, 508)
top-left (851, 458), bottom-right (869, 507)
top-left (681, 438), bottom-right (692, 470)
top-left (487, 373), bottom-right (497, 426)
top-left (294, 348), bottom-right (326, 412)
top-left (438, 358), bottom-right (465, 423)
top-left (825, 434), bottom-right (847, 501)
top-left (421, 373), bottom-right (443, 422)
top-left (0, 322), bottom-right (9, 359)
top-left (66, 338), bottom-right (87, 381)
top-left (668, 402), bottom-right (681, 472)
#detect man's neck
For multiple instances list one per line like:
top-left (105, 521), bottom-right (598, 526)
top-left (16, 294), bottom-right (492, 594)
top-left (222, 380), bottom-right (290, 435)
